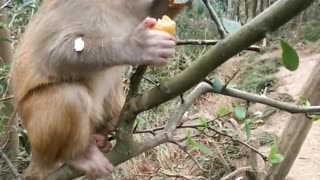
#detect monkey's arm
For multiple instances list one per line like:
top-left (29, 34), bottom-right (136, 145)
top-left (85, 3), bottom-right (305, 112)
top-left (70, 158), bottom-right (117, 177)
top-left (38, 19), bottom-right (175, 76)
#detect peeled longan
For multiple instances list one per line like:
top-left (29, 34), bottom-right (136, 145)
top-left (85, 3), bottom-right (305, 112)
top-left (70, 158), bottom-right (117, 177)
top-left (152, 15), bottom-right (176, 35)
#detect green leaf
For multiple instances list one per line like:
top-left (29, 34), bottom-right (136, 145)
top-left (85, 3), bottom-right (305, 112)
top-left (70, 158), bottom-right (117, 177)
top-left (211, 77), bottom-right (223, 92)
top-left (268, 145), bottom-right (284, 164)
top-left (197, 117), bottom-right (208, 130)
top-left (198, 145), bottom-right (213, 155)
top-left (244, 121), bottom-right (251, 140)
top-left (299, 96), bottom-right (310, 106)
top-left (280, 39), bottom-right (299, 71)
top-left (310, 115), bottom-right (320, 122)
top-left (234, 106), bottom-right (246, 121)
top-left (192, 0), bottom-right (205, 14)
top-left (0, 37), bottom-right (12, 43)
top-left (217, 106), bottom-right (230, 117)
top-left (186, 136), bottom-right (199, 149)
top-left (221, 18), bottom-right (242, 33)
top-left (269, 153), bottom-right (284, 164)
top-left (134, 117), bottom-right (146, 127)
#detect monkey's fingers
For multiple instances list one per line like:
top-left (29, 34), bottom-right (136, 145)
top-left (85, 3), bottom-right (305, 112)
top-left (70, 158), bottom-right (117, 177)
top-left (158, 49), bottom-right (175, 59)
top-left (143, 17), bottom-right (157, 29)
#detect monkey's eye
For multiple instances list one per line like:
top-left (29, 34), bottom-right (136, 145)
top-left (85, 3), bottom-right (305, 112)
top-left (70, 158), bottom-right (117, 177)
top-left (74, 37), bottom-right (85, 52)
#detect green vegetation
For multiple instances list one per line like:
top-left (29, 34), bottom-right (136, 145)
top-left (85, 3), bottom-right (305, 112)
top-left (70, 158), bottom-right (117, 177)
top-left (237, 58), bottom-right (282, 94)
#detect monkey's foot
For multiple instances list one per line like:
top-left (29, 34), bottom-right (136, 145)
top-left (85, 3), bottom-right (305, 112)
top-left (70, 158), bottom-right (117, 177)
top-left (67, 143), bottom-right (114, 179)
top-left (94, 133), bottom-right (113, 152)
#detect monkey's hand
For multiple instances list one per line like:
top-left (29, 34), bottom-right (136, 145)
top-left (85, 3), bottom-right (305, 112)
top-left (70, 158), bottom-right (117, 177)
top-left (127, 17), bottom-right (176, 67)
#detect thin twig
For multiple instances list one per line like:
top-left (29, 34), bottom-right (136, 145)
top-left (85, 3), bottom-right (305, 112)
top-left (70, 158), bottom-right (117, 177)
top-left (207, 127), bottom-right (268, 161)
top-left (134, 115), bottom-right (221, 135)
top-left (0, 95), bottom-right (13, 102)
top-left (160, 171), bottom-right (206, 180)
top-left (216, 87), bottom-right (320, 114)
top-left (202, 0), bottom-right (227, 38)
top-left (210, 139), bottom-right (231, 171)
top-left (0, 149), bottom-right (20, 178)
top-left (176, 40), bottom-right (261, 52)
top-left (0, 109), bottom-right (17, 149)
top-left (169, 140), bottom-right (208, 172)
top-left (221, 166), bottom-right (252, 180)
top-left (142, 75), bottom-right (158, 86)
top-left (0, 0), bottom-right (11, 10)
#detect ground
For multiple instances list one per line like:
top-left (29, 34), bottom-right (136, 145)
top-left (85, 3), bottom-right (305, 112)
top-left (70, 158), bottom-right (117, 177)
top-left (260, 51), bottom-right (320, 180)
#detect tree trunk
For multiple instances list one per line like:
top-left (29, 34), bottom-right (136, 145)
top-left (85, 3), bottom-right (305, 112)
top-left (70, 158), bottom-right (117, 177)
top-left (246, 0), bottom-right (258, 22)
top-left (264, 61), bottom-right (320, 180)
top-left (0, 0), bottom-right (12, 64)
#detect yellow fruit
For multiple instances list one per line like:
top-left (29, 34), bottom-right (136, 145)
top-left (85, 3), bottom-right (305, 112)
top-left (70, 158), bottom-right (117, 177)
top-left (152, 15), bottom-right (176, 35)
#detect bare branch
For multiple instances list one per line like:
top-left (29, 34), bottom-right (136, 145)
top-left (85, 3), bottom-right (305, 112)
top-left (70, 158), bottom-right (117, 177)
top-left (47, 0), bottom-right (317, 178)
top-left (169, 140), bottom-right (208, 172)
top-left (212, 87), bottom-right (320, 114)
top-left (202, 0), bottom-right (228, 38)
top-left (0, 95), bottom-right (13, 102)
top-left (133, 0), bottom-right (316, 114)
top-left (162, 83), bottom-right (213, 137)
top-left (0, 149), bottom-right (20, 179)
top-left (160, 171), bottom-right (206, 180)
top-left (207, 127), bottom-right (268, 161)
top-left (210, 139), bottom-right (231, 171)
top-left (176, 39), bottom-right (261, 52)
top-left (221, 166), bottom-right (253, 180)
top-left (0, 0), bottom-right (11, 11)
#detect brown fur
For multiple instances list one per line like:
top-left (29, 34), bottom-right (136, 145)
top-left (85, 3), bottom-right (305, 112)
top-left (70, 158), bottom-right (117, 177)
top-left (10, 0), bottom-right (188, 179)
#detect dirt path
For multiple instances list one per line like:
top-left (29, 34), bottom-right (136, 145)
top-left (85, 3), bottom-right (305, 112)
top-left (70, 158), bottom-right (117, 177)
top-left (256, 53), bottom-right (320, 180)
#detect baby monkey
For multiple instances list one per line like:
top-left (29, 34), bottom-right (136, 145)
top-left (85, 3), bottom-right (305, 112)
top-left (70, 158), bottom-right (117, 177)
top-left (10, 0), bottom-right (190, 179)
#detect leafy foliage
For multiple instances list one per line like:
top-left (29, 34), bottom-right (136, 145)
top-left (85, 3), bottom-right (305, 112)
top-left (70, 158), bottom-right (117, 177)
top-left (268, 144), bottom-right (284, 164)
top-left (280, 39), bottom-right (300, 71)
top-left (302, 20), bottom-right (320, 42)
top-left (234, 106), bottom-right (246, 121)
top-left (221, 18), bottom-right (242, 33)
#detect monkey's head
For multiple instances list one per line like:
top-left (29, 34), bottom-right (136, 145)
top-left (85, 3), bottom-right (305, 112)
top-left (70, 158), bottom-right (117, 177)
top-left (149, 0), bottom-right (192, 19)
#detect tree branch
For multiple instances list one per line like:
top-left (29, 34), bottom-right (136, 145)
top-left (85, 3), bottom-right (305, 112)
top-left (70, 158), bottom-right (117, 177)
top-left (202, 0), bottom-right (228, 38)
top-left (132, 0), bottom-right (316, 114)
top-left (47, 0), bottom-right (317, 178)
top-left (0, 0), bottom-right (11, 11)
top-left (169, 140), bottom-right (208, 172)
top-left (48, 83), bottom-right (211, 180)
top-left (221, 166), bottom-right (253, 180)
top-left (212, 87), bottom-right (320, 114)
top-left (176, 39), bottom-right (261, 52)
top-left (0, 149), bottom-right (20, 178)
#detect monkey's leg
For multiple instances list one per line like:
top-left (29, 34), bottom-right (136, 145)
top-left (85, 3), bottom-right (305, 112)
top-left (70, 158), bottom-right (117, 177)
top-left (19, 83), bottom-right (112, 179)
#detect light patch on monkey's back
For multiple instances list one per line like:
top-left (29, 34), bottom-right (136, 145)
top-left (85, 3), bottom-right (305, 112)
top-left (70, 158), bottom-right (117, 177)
top-left (86, 66), bottom-right (125, 126)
